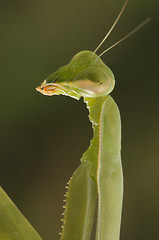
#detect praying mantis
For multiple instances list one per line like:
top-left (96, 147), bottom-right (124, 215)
top-left (36, 1), bottom-right (150, 240)
top-left (0, 1), bottom-right (151, 240)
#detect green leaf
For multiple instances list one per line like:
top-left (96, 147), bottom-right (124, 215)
top-left (0, 186), bottom-right (42, 240)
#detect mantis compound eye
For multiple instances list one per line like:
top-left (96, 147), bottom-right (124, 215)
top-left (72, 67), bottom-right (114, 97)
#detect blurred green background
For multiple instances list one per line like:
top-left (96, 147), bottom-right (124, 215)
top-left (0, 0), bottom-right (158, 239)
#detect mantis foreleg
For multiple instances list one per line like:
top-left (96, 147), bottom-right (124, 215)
top-left (60, 163), bottom-right (97, 240)
top-left (96, 96), bottom-right (123, 240)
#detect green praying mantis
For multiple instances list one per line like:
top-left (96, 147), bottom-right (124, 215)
top-left (0, 1), bottom-right (150, 240)
top-left (36, 1), bottom-right (150, 240)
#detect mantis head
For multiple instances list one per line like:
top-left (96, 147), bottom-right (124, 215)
top-left (36, 0), bottom-right (150, 100)
top-left (36, 51), bottom-right (115, 99)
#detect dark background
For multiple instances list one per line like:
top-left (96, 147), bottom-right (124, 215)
top-left (0, 0), bottom-right (158, 239)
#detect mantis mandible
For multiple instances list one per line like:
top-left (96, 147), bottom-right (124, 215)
top-left (36, 1), bottom-right (150, 239)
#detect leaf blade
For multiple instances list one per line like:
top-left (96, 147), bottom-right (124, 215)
top-left (0, 186), bottom-right (43, 240)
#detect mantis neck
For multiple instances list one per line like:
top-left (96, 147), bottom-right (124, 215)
top-left (81, 96), bottom-right (108, 182)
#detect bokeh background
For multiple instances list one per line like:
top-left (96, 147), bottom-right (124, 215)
top-left (0, 0), bottom-right (158, 239)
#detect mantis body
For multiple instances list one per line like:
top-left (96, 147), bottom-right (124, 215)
top-left (36, 2), bottom-right (150, 240)
top-left (37, 52), bottom-right (122, 240)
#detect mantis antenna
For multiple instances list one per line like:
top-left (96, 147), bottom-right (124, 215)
top-left (97, 17), bottom-right (151, 59)
top-left (93, 0), bottom-right (151, 61)
top-left (93, 0), bottom-right (128, 54)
